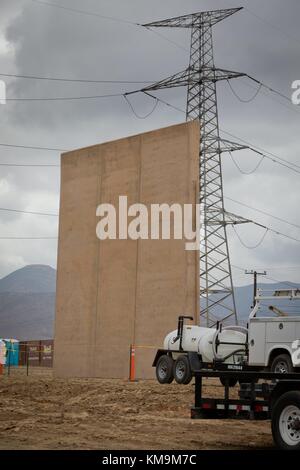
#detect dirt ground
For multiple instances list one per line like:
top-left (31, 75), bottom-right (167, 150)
top-left (0, 368), bottom-right (273, 450)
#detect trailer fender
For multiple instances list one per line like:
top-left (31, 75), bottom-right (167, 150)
top-left (188, 352), bottom-right (202, 372)
top-left (152, 349), bottom-right (173, 367)
top-left (269, 381), bottom-right (300, 411)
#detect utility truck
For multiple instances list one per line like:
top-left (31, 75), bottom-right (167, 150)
top-left (153, 288), bottom-right (300, 450)
top-left (153, 288), bottom-right (300, 386)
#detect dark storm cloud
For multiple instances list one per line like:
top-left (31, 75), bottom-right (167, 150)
top-left (0, 0), bottom-right (299, 283)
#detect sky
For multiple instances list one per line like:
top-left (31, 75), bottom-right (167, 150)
top-left (0, 0), bottom-right (299, 287)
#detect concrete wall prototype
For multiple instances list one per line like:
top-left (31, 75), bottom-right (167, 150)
top-left (54, 122), bottom-right (199, 379)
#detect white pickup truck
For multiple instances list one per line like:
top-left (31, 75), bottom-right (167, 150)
top-left (153, 288), bottom-right (300, 385)
top-left (248, 289), bottom-right (300, 373)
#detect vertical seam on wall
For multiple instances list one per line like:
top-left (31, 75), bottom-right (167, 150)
top-left (184, 128), bottom-right (190, 317)
top-left (53, 152), bottom-right (64, 370)
top-left (133, 136), bottom-right (142, 347)
top-left (93, 147), bottom-right (103, 375)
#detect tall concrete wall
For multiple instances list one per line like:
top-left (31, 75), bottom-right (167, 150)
top-left (54, 122), bottom-right (199, 379)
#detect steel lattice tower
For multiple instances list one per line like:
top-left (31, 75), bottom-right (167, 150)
top-left (140, 8), bottom-right (247, 326)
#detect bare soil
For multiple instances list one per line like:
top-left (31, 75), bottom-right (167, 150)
top-left (0, 368), bottom-right (273, 450)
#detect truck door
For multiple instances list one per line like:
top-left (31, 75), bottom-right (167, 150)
top-left (248, 320), bottom-right (266, 366)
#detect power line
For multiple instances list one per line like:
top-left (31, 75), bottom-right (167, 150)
top-left (5, 92), bottom-right (124, 102)
top-left (29, 0), bottom-right (294, 59)
top-left (220, 128), bottom-right (300, 173)
top-left (0, 72), bottom-right (154, 84)
top-left (255, 223), bottom-right (300, 243)
top-left (0, 142), bottom-right (65, 152)
top-left (123, 94), bottom-right (159, 119)
top-left (0, 237), bottom-right (57, 240)
top-left (0, 207), bottom-right (58, 217)
top-left (228, 150), bottom-right (265, 175)
top-left (246, 74), bottom-right (296, 105)
top-left (140, 92), bottom-right (300, 176)
top-left (225, 197), bottom-right (300, 230)
top-left (232, 225), bottom-right (269, 249)
top-left (0, 86), bottom-right (298, 179)
top-left (31, 0), bottom-right (139, 26)
top-left (254, 266), bottom-right (300, 270)
top-left (227, 79), bottom-right (262, 103)
top-left (245, 219), bottom-right (300, 244)
top-left (31, 0), bottom-right (187, 53)
top-left (232, 264), bottom-right (299, 289)
top-left (143, 92), bottom-right (186, 114)
top-left (0, 163), bottom-right (59, 167)
top-left (229, 147), bottom-right (300, 176)
top-left (143, 26), bottom-right (189, 53)
top-left (228, 75), bottom-right (300, 117)
top-left (128, 91), bottom-right (300, 175)
top-left (244, 7), bottom-right (300, 47)
top-left (259, 275), bottom-right (299, 289)
top-left (240, 78), bottom-right (300, 116)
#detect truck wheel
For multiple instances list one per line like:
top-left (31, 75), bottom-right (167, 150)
top-left (173, 355), bottom-right (192, 385)
top-left (219, 377), bottom-right (238, 387)
top-left (156, 355), bottom-right (174, 384)
top-left (271, 354), bottom-right (294, 374)
top-left (271, 391), bottom-right (300, 450)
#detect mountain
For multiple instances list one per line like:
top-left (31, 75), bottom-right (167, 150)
top-left (0, 264), bottom-right (298, 340)
top-left (0, 265), bottom-right (56, 340)
top-left (0, 264), bottom-right (56, 294)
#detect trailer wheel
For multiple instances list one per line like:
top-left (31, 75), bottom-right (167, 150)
top-left (270, 354), bottom-right (294, 374)
top-left (156, 355), bottom-right (174, 384)
top-left (219, 377), bottom-right (238, 388)
top-left (271, 391), bottom-right (300, 450)
top-left (173, 355), bottom-right (192, 385)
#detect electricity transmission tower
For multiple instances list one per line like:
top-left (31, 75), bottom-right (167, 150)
top-left (140, 8), bottom-right (249, 326)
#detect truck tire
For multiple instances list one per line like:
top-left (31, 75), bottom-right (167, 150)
top-left (271, 391), bottom-right (300, 450)
top-left (156, 355), bottom-right (174, 384)
top-left (173, 355), bottom-right (193, 385)
top-left (271, 354), bottom-right (294, 374)
top-left (219, 377), bottom-right (238, 388)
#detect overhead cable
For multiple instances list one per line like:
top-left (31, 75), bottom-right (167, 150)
top-left (0, 207), bottom-right (58, 217)
top-left (225, 197), bottom-right (300, 230)
top-left (0, 72), bottom-right (154, 84)
top-left (228, 151), bottom-right (265, 175)
top-left (232, 225), bottom-right (269, 249)
top-left (123, 94), bottom-right (159, 119)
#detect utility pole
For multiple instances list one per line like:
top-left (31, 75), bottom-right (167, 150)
top-left (135, 8), bottom-right (251, 326)
top-left (245, 270), bottom-right (267, 308)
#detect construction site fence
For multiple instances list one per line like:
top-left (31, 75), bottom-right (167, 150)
top-left (0, 340), bottom-right (54, 376)
top-left (2, 342), bottom-right (158, 380)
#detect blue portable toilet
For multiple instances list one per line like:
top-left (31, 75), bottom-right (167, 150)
top-left (4, 339), bottom-right (19, 367)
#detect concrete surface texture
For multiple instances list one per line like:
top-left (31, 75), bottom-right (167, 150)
top-left (54, 121), bottom-right (199, 379)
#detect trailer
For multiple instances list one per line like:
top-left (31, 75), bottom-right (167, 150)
top-left (153, 289), bottom-right (300, 387)
top-left (189, 362), bottom-right (300, 450)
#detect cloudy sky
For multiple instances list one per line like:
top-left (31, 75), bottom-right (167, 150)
top-left (0, 0), bottom-right (299, 287)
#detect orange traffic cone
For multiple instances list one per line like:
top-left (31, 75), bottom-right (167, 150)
top-left (129, 344), bottom-right (135, 382)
